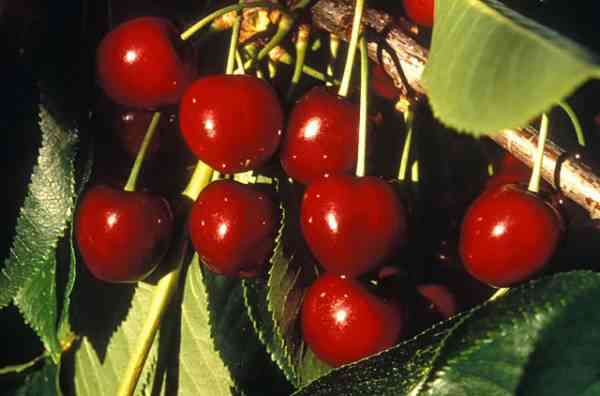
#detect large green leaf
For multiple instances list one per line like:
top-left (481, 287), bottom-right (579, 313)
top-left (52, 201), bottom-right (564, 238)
top-left (293, 271), bottom-right (600, 395)
top-left (4, 106), bottom-right (78, 362)
top-left (72, 282), bottom-right (160, 396)
top-left (423, 0), bottom-right (600, 135)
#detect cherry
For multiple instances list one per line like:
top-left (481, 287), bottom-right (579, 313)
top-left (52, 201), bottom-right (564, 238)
top-left (280, 87), bottom-right (360, 184)
top-left (402, 0), bottom-right (434, 27)
top-left (301, 273), bottom-right (404, 367)
top-left (97, 17), bottom-right (195, 109)
top-left (371, 64), bottom-right (400, 101)
top-left (75, 185), bottom-right (174, 282)
top-left (188, 180), bottom-right (278, 277)
top-left (301, 175), bottom-right (408, 277)
top-left (459, 184), bottom-right (563, 287)
top-left (113, 110), bottom-right (177, 158)
top-left (179, 74), bottom-right (284, 173)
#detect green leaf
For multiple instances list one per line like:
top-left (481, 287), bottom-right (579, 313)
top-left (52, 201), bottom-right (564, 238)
top-left (423, 0), bottom-right (600, 135)
top-left (5, 106), bottom-right (78, 362)
top-left (293, 271), bottom-right (600, 396)
top-left (72, 282), bottom-right (160, 396)
top-left (168, 257), bottom-right (235, 395)
top-left (11, 360), bottom-right (60, 396)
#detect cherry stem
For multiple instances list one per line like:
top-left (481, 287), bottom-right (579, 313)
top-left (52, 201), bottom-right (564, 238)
top-left (0, 352), bottom-right (48, 375)
top-left (411, 160), bottom-right (420, 182)
top-left (397, 106), bottom-right (414, 181)
top-left (123, 112), bottom-right (161, 193)
top-left (117, 265), bottom-right (183, 396)
top-left (225, 2), bottom-right (242, 75)
top-left (338, 0), bottom-right (365, 98)
top-left (557, 101), bottom-right (586, 147)
top-left (255, 15), bottom-right (294, 65)
top-left (528, 114), bottom-right (549, 194)
top-left (489, 287), bottom-right (509, 301)
top-left (269, 48), bottom-right (339, 84)
top-left (180, 2), bottom-right (289, 41)
top-left (326, 34), bottom-right (340, 86)
top-left (183, 161), bottom-right (215, 201)
top-left (356, 36), bottom-right (369, 177)
top-left (287, 24), bottom-right (310, 100)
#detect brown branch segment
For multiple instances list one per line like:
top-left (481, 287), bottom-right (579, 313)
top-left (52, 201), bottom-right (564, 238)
top-left (311, 0), bottom-right (600, 218)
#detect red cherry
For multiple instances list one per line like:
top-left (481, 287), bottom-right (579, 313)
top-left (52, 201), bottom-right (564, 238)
top-left (301, 175), bottom-right (408, 277)
top-left (97, 17), bottom-right (195, 109)
top-left (402, 0), bottom-right (434, 27)
top-left (459, 184), bottom-right (563, 287)
top-left (301, 273), bottom-right (404, 367)
top-left (75, 185), bottom-right (174, 282)
top-left (179, 75), bottom-right (284, 173)
top-left (280, 87), bottom-right (360, 184)
top-left (113, 110), bottom-right (179, 158)
top-left (188, 180), bottom-right (278, 277)
top-left (371, 64), bottom-right (400, 101)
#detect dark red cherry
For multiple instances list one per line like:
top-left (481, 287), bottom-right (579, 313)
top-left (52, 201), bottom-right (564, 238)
top-left (75, 185), bottom-right (174, 282)
top-left (459, 184), bottom-right (562, 287)
top-left (301, 273), bottom-right (404, 367)
top-left (113, 110), bottom-right (178, 158)
top-left (371, 64), bottom-right (400, 101)
top-left (179, 74), bottom-right (283, 173)
top-left (188, 180), bottom-right (278, 277)
top-left (402, 0), bottom-right (434, 27)
top-left (301, 175), bottom-right (408, 277)
top-left (97, 17), bottom-right (195, 109)
top-left (280, 87), bottom-right (360, 184)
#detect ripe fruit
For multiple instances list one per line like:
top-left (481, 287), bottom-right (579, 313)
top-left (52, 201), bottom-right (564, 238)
top-left (459, 184), bottom-right (563, 287)
top-left (188, 180), bottom-right (278, 277)
top-left (280, 87), bottom-right (360, 184)
top-left (301, 273), bottom-right (404, 367)
top-left (75, 185), bottom-right (174, 282)
top-left (113, 110), bottom-right (177, 158)
top-left (416, 284), bottom-right (458, 320)
top-left (97, 17), bottom-right (195, 109)
top-left (179, 74), bottom-right (284, 173)
top-left (402, 0), bottom-right (434, 27)
top-left (301, 175), bottom-right (408, 277)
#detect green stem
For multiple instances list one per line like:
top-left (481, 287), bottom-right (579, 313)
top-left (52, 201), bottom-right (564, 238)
top-left (489, 287), bottom-right (509, 301)
top-left (528, 114), bottom-right (549, 193)
top-left (397, 109), bottom-right (414, 181)
top-left (235, 50), bottom-right (246, 73)
top-left (117, 161), bottom-right (213, 396)
top-left (180, 2), bottom-right (288, 41)
top-left (327, 34), bottom-right (340, 86)
top-left (356, 36), bottom-right (369, 177)
top-left (558, 101), bottom-right (586, 147)
top-left (338, 0), bottom-right (365, 97)
top-left (0, 353), bottom-right (48, 375)
top-left (256, 15), bottom-right (294, 63)
top-left (116, 265), bottom-right (183, 396)
top-left (410, 160), bottom-right (420, 182)
top-left (183, 161), bottom-right (215, 201)
top-left (276, 51), bottom-right (338, 84)
top-left (287, 24), bottom-right (310, 100)
top-left (225, 3), bottom-right (242, 75)
top-left (123, 112), bottom-right (161, 192)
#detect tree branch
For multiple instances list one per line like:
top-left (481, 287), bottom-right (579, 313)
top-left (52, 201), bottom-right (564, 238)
top-left (311, 0), bottom-right (600, 218)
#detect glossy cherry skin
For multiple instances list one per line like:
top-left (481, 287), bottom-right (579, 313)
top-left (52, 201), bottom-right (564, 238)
top-left (75, 185), bottom-right (174, 282)
top-left (402, 0), bottom-right (434, 27)
top-left (301, 175), bottom-right (408, 277)
top-left (280, 87), bottom-right (360, 184)
top-left (188, 180), bottom-right (278, 277)
top-left (459, 184), bottom-right (562, 287)
top-left (301, 273), bottom-right (404, 367)
top-left (179, 74), bottom-right (284, 173)
top-left (113, 110), bottom-right (178, 158)
top-left (97, 17), bottom-right (195, 109)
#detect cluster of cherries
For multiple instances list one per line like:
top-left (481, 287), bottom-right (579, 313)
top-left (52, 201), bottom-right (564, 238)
top-left (75, 0), bottom-right (565, 369)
